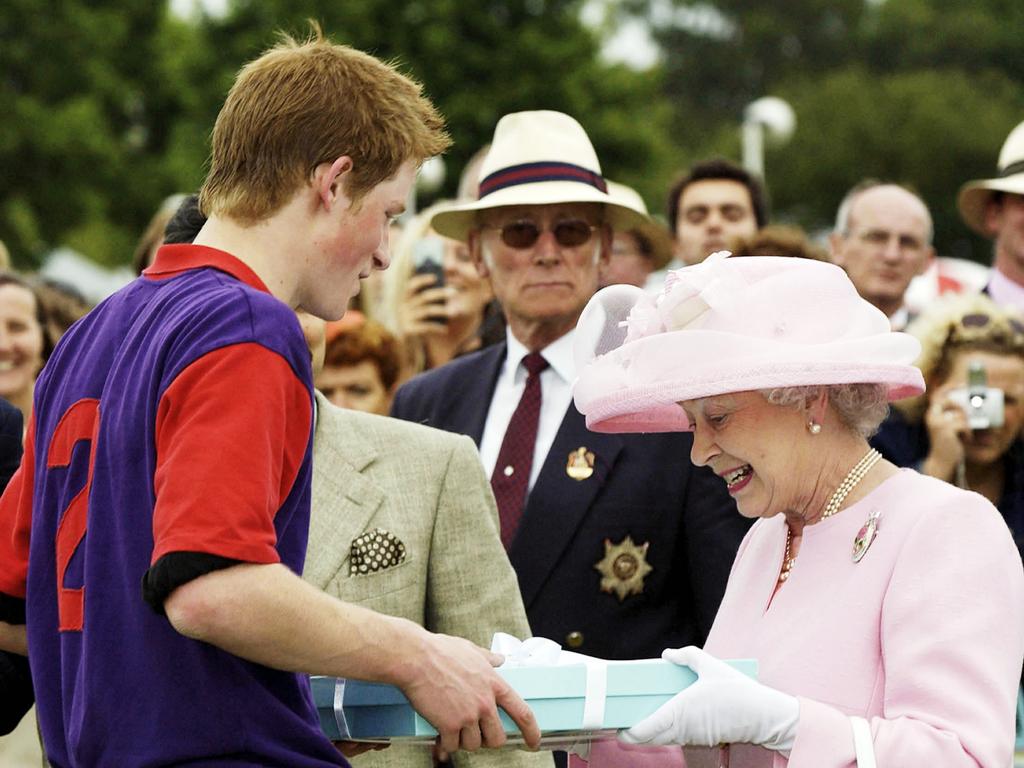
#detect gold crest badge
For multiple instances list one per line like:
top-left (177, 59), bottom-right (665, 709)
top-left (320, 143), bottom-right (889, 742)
top-left (566, 447), bottom-right (595, 481)
top-left (594, 535), bottom-right (653, 601)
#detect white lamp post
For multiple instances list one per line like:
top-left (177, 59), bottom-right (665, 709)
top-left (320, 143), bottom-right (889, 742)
top-left (742, 96), bottom-right (796, 181)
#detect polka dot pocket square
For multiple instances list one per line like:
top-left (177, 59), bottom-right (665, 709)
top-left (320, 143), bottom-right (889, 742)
top-left (349, 528), bottom-right (407, 576)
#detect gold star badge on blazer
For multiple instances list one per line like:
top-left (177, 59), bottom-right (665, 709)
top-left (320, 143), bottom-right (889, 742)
top-left (594, 535), bottom-right (652, 601)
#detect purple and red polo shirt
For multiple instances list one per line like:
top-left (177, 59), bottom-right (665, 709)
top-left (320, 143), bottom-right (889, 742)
top-left (0, 245), bottom-right (346, 766)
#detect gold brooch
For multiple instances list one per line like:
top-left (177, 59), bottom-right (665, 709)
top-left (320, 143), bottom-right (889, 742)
top-left (594, 535), bottom-right (652, 601)
top-left (566, 446), bottom-right (595, 481)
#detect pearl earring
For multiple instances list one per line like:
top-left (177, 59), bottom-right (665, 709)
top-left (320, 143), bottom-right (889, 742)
top-left (808, 421), bottom-right (822, 435)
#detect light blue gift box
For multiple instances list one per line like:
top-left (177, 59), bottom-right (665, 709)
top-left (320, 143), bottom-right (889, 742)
top-left (311, 658), bottom-right (757, 741)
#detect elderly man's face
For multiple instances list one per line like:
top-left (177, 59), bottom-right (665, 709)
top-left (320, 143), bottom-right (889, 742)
top-left (829, 185), bottom-right (933, 319)
top-left (472, 203), bottom-right (608, 339)
top-left (986, 193), bottom-right (1024, 283)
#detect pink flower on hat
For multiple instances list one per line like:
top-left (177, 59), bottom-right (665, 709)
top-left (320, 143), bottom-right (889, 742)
top-left (658, 251), bottom-right (733, 333)
top-left (623, 294), bottom-right (663, 343)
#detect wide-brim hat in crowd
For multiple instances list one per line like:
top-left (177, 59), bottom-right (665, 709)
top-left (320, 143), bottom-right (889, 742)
top-left (430, 111), bottom-right (649, 242)
top-left (573, 252), bottom-right (925, 433)
top-left (606, 180), bottom-right (674, 270)
top-left (958, 119), bottom-right (1024, 236)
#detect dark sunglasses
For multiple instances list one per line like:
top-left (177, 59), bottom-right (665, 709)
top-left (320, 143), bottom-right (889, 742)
top-left (486, 219), bottom-right (598, 250)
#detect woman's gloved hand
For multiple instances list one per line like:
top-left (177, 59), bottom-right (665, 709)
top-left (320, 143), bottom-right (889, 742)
top-left (619, 646), bottom-right (800, 752)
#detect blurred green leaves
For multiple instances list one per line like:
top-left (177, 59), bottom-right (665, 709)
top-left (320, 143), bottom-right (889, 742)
top-left (1, 0), bottom-right (1022, 267)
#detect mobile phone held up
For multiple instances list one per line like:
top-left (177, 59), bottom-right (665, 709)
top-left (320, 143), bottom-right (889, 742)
top-left (412, 237), bottom-right (447, 325)
top-left (947, 361), bottom-right (1005, 430)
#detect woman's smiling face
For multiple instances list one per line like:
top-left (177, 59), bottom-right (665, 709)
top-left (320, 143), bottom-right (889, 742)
top-left (681, 390), bottom-right (820, 520)
top-left (0, 283), bottom-right (45, 402)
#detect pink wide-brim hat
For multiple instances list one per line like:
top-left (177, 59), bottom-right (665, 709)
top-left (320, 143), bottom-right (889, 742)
top-left (430, 110), bottom-right (648, 242)
top-left (573, 253), bottom-right (925, 433)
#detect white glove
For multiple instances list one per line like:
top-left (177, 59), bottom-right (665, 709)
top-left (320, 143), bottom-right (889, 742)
top-left (619, 646), bottom-right (799, 752)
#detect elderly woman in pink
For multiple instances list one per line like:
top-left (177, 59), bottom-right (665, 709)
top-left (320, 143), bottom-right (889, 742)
top-left (572, 253), bottom-right (1024, 766)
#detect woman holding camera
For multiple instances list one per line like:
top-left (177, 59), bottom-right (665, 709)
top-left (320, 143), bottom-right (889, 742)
top-left (379, 201), bottom-right (501, 378)
top-left (873, 293), bottom-right (1024, 555)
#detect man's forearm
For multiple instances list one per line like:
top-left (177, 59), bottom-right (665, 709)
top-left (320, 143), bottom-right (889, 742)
top-left (164, 561), bottom-right (425, 686)
top-left (163, 560), bottom-right (541, 753)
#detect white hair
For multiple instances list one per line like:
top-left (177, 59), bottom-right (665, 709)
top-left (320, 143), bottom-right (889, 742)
top-left (761, 383), bottom-right (890, 438)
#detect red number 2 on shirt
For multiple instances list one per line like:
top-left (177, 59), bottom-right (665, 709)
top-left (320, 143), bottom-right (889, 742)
top-left (46, 398), bottom-right (100, 632)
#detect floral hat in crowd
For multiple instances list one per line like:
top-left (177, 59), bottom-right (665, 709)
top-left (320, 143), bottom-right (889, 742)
top-left (572, 252), bottom-right (926, 433)
top-left (430, 110), bottom-right (649, 242)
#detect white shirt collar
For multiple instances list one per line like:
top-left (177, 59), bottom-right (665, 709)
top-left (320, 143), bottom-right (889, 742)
top-left (988, 267), bottom-right (1024, 310)
top-left (504, 327), bottom-right (577, 384)
top-left (888, 306), bottom-right (910, 331)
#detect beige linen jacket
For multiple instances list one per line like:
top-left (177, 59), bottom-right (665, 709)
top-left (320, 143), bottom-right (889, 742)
top-left (303, 393), bottom-right (554, 768)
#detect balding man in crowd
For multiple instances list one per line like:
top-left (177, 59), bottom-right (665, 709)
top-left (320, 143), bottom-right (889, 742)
top-left (829, 181), bottom-right (935, 330)
top-left (958, 119), bottom-right (1024, 312)
top-left (391, 111), bottom-right (747, 671)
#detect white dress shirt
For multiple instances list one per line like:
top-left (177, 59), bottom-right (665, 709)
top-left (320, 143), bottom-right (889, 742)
top-left (479, 328), bottom-right (577, 493)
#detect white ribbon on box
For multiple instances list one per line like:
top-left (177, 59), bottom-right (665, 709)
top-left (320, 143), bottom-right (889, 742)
top-left (491, 633), bottom-right (609, 731)
top-left (332, 679), bottom-right (352, 740)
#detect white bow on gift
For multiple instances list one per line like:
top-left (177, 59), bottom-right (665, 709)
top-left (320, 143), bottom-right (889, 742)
top-left (491, 633), bottom-right (608, 732)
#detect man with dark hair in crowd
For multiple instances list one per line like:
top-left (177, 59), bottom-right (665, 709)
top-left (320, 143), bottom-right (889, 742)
top-left (647, 157), bottom-right (767, 291)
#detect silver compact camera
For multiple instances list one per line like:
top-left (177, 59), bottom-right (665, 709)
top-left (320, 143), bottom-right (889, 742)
top-left (947, 362), bottom-right (1005, 430)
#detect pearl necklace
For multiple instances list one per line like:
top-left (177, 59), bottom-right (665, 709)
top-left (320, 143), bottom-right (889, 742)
top-left (778, 448), bottom-right (882, 584)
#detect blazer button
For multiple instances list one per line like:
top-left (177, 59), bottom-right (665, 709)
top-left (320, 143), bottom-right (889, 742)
top-left (565, 631), bottom-right (584, 649)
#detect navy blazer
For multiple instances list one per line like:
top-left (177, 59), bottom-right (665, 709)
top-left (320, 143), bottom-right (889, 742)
top-left (391, 343), bottom-right (751, 660)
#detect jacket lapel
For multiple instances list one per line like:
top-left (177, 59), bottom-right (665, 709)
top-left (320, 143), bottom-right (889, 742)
top-left (447, 343), bottom-right (506, 447)
top-left (509, 404), bottom-right (623, 608)
top-left (304, 395), bottom-right (385, 590)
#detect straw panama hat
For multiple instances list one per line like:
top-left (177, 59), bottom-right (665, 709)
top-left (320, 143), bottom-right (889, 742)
top-left (606, 180), bottom-right (674, 270)
top-left (958, 119), bottom-right (1024, 236)
top-left (573, 253), bottom-right (925, 434)
top-left (430, 110), bottom-right (649, 242)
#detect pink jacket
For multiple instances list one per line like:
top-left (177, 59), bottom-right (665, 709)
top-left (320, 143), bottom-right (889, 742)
top-left (585, 470), bottom-right (1024, 767)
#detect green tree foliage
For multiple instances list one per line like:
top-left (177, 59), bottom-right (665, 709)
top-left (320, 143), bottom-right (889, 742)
top-left (630, 0), bottom-right (1024, 261)
top-left (4, 0), bottom-right (1024, 268)
top-left (0, 0), bottom-right (677, 267)
top-left (185, 0), bottom-right (678, 208)
top-left (769, 67), bottom-right (1024, 259)
top-left (0, 1), bottom-right (201, 267)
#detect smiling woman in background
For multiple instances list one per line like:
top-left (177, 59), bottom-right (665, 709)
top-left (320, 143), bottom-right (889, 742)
top-left (573, 254), bottom-right (1024, 767)
top-left (379, 200), bottom-right (501, 379)
top-left (0, 273), bottom-right (53, 424)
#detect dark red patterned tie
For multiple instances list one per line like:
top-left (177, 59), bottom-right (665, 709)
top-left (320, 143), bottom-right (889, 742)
top-left (491, 352), bottom-right (549, 549)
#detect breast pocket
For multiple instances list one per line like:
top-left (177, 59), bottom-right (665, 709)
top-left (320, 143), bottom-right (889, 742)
top-left (329, 557), bottom-right (420, 606)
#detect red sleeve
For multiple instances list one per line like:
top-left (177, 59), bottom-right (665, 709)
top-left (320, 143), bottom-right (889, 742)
top-left (152, 343), bottom-right (312, 565)
top-left (0, 420), bottom-right (35, 599)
